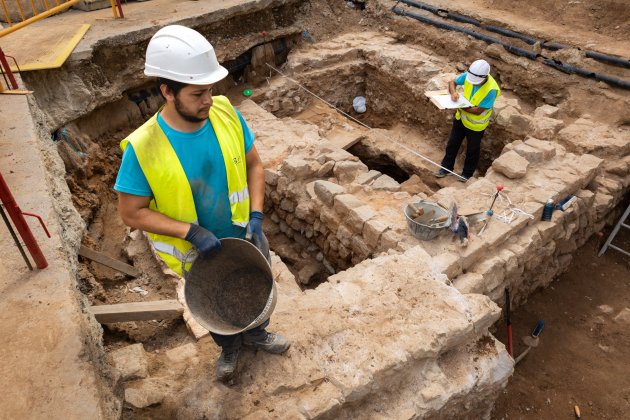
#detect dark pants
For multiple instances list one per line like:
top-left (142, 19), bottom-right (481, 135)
top-left (440, 118), bottom-right (485, 178)
top-left (210, 319), bottom-right (270, 351)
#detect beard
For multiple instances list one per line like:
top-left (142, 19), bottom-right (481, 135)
top-left (174, 96), bottom-right (209, 123)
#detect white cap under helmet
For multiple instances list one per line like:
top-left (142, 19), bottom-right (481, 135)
top-left (465, 59), bottom-right (490, 85)
top-left (144, 25), bottom-right (228, 85)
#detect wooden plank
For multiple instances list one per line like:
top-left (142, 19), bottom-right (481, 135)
top-left (91, 300), bottom-right (184, 323)
top-left (79, 245), bottom-right (140, 277)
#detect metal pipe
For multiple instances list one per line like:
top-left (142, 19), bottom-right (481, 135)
top-left (29, 0), bottom-right (38, 15)
top-left (0, 47), bottom-right (18, 90)
top-left (0, 204), bottom-right (33, 270)
top-left (109, 0), bottom-right (117, 18)
top-left (115, 0), bottom-right (123, 18)
top-left (0, 0), bottom-right (83, 38)
top-left (0, 172), bottom-right (48, 269)
top-left (0, 0), bottom-right (12, 26)
top-left (15, 0), bottom-right (25, 22)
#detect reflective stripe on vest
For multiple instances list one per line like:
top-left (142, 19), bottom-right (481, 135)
top-left (456, 74), bottom-right (501, 132)
top-left (120, 95), bottom-right (249, 275)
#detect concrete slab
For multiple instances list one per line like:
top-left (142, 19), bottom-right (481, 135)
top-left (0, 94), bottom-right (118, 418)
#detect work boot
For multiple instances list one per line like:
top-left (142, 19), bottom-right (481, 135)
top-left (434, 169), bottom-right (449, 178)
top-left (216, 347), bottom-right (240, 382)
top-left (244, 332), bottom-right (291, 354)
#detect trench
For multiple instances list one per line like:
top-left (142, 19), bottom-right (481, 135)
top-left (20, 1), bottom-right (630, 417)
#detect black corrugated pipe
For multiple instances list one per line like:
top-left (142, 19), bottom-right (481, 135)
top-left (392, 7), bottom-right (539, 60)
top-left (399, 0), bottom-right (440, 14)
top-left (540, 42), bottom-right (567, 51)
top-left (399, 0), bottom-right (630, 69)
top-left (484, 25), bottom-right (538, 45)
top-left (585, 51), bottom-right (630, 69)
top-left (393, 7), bottom-right (630, 90)
top-left (443, 12), bottom-right (480, 26)
top-left (542, 59), bottom-right (630, 89)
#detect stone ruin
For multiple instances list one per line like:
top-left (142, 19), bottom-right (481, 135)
top-left (2, 1), bottom-right (629, 418)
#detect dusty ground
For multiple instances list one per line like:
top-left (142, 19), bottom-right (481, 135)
top-left (7, 0), bottom-right (628, 416)
top-left (493, 226), bottom-right (630, 419)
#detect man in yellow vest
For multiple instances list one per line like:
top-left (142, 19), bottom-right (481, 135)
top-left (435, 59), bottom-right (501, 182)
top-left (114, 25), bottom-right (290, 382)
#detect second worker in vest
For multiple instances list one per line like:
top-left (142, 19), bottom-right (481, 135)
top-left (114, 25), bottom-right (290, 383)
top-left (435, 59), bottom-right (501, 182)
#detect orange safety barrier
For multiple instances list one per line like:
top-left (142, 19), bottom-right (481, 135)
top-left (0, 0), bottom-right (123, 37)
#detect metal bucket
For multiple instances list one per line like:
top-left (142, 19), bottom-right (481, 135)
top-left (184, 238), bottom-right (277, 335)
top-left (403, 201), bottom-right (452, 241)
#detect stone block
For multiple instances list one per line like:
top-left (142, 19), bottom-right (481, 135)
top-left (452, 272), bottom-right (484, 294)
top-left (347, 205), bottom-right (377, 233)
top-left (320, 208), bottom-right (341, 232)
top-left (524, 137), bottom-right (556, 160)
top-left (333, 161), bottom-right (368, 183)
top-left (351, 236), bottom-right (371, 259)
top-left (317, 160), bottom-right (335, 177)
top-left (109, 343), bottom-right (148, 381)
top-left (379, 230), bottom-right (401, 250)
top-left (124, 380), bottom-right (166, 409)
top-left (512, 143), bottom-right (543, 164)
top-left (492, 150), bottom-right (529, 179)
top-left (604, 160), bottom-right (629, 177)
top-left (298, 262), bottom-right (322, 285)
top-left (372, 174), bottom-right (401, 191)
top-left (165, 343), bottom-right (198, 363)
top-left (356, 170), bottom-right (381, 185)
top-left (282, 157), bottom-right (314, 180)
top-left (566, 154), bottom-right (603, 187)
top-left (336, 225), bottom-right (353, 247)
top-left (264, 169), bottom-right (280, 186)
top-left (333, 194), bottom-right (365, 217)
top-left (531, 117), bottom-right (564, 140)
top-left (533, 104), bottom-right (559, 118)
top-left (314, 180), bottom-right (345, 206)
top-left (324, 150), bottom-right (355, 162)
top-left (363, 219), bottom-right (388, 248)
top-left (496, 106), bottom-right (532, 133)
top-left (280, 198), bottom-right (295, 212)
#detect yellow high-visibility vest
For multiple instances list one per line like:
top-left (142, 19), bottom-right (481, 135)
top-left (456, 75), bottom-right (501, 132)
top-left (120, 95), bottom-right (250, 275)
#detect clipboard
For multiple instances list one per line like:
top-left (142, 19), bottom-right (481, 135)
top-left (425, 90), bottom-right (472, 110)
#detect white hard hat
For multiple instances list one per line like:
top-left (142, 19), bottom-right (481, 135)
top-left (466, 59), bottom-right (490, 85)
top-left (144, 25), bottom-right (228, 85)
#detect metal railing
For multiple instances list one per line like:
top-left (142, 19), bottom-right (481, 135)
top-left (0, 0), bottom-right (123, 38)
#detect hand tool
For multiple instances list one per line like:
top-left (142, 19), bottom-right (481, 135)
top-left (478, 185), bottom-right (503, 235)
top-left (514, 320), bottom-right (545, 364)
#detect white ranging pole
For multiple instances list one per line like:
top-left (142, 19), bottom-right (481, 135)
top-left (265, 63), bottom-right (468, 181)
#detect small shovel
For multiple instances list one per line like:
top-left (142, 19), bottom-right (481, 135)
top-left (514, 320), bottom-right (545, 365)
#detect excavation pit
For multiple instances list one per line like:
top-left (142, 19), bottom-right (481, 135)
top-left (3, 0), bottom-right (630, 418)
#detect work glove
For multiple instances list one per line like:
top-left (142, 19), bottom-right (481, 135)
top-left (185, 224), bottom-right (221, 255)
top-left (247, 211), bottom-right (271, 264)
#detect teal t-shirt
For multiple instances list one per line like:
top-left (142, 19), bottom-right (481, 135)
top-left (455, 73), bottom-right (498, 109)
top-left (114, 108), bottom-right (254, 239)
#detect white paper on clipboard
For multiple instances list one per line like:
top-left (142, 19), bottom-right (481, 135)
top-left (425, 90), bottom-right (472, 110)
top-left (432, 94), bottom-right (472, 109)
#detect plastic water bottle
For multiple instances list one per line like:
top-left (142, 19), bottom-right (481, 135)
top-left (541, 198), bottom-right (554, 221)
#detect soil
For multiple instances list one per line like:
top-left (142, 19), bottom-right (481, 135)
top-left (46, 0), bottom-right (630, 415)
top-left (492, 229), bottom-right (630, 419)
